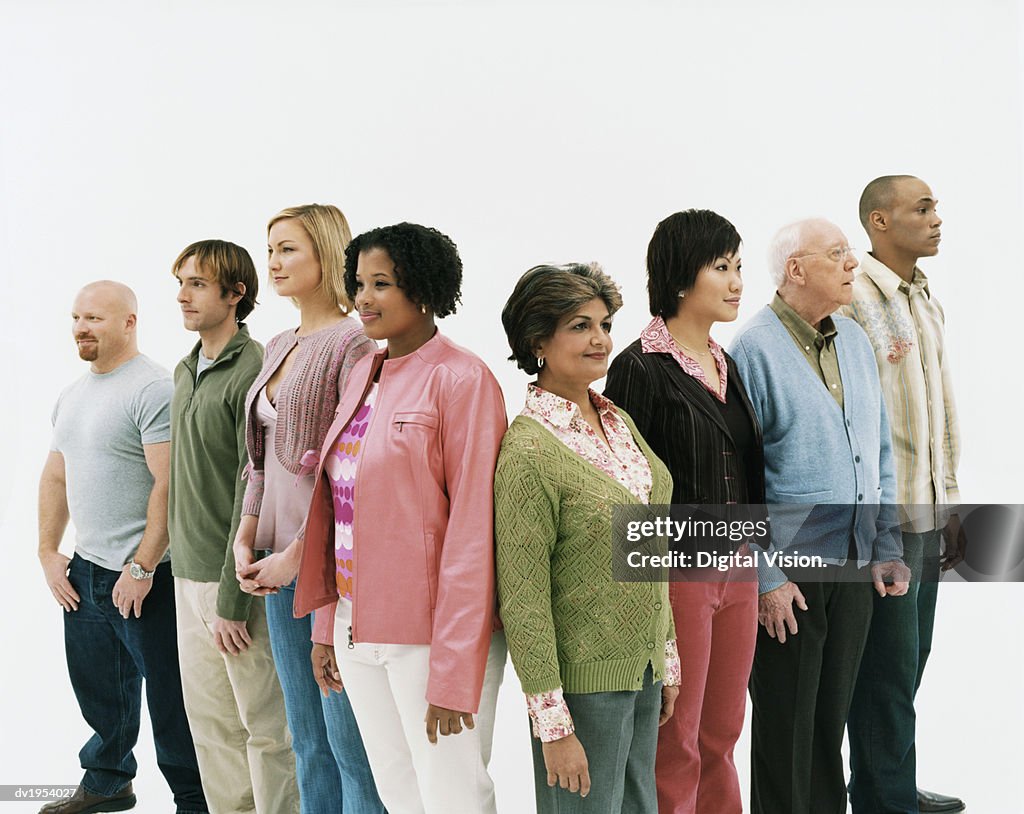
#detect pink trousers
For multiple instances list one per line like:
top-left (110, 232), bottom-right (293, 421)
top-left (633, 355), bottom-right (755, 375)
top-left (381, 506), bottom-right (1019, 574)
top-left (657, 576), bottom-right (758, 814)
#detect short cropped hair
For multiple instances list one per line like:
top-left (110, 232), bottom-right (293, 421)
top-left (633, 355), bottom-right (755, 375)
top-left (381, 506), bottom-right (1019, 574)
top-left (268, 204), bottom-right (353, 313)
top-left (646, 210), bottom-right (742, 319)
top-left (344, 223), bottom-right (463, 318)
top-left (502, 262), bottom-right (623, 375)
top-left (859, 175), bottom-right (917, 230)
top-left (171, 239), bottom-right (259, 322)
top-left (766, 217), bottom-right (835, 287)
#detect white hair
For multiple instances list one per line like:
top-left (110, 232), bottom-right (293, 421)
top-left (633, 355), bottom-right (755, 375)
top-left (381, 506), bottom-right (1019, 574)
top-left (766, 218), bottom-right (836, 287)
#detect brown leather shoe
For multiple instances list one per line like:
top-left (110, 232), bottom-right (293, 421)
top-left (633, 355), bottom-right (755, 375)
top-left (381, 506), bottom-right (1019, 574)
top-left (38, 783), bottom-right (135, 813)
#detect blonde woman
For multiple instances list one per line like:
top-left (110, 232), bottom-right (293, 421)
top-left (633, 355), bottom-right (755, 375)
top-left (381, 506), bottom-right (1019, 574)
top-left (233, 205), bottom-right (384, 814)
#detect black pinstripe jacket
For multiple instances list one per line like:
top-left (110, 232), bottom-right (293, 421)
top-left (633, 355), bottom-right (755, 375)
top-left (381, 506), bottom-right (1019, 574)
top-left (604, 338), bottom-right (766, 507)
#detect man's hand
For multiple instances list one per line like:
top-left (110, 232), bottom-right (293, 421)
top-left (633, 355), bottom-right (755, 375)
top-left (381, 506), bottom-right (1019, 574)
top-left (237, 544), bottom-right (298, 595)
top-left (659, 684), bottom-right (679, 726)
top-left (40, 551), bottom-right (79, 611)
top-left (424, 703), bottom-right (475, 744)
top-left (757, 581), bottom-right (808, 644)
top-left (541, 733), bottom-right (590, 797)
top-left (213, 617), bottom-right (252, 655)
top-left (112, 566), bottom-right (153, 619)
top-left (311, 643), bottom-right (343, 697)
top-left (940, 512), bottom-right (965, 572)
top-left (871, 560), bottom-right (911, 597)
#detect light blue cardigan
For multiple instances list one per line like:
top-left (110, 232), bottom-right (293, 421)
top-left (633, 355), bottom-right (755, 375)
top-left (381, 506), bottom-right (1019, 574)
top-left (730, 305), bottom-right (901, 593)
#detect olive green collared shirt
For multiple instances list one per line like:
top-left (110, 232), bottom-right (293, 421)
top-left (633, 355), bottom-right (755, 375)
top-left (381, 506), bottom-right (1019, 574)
top-left (769, 293), bottom-right (844, 408)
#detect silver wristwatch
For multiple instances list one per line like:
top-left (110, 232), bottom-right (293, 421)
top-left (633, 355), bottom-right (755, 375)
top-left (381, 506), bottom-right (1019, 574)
top-left (129, 560), bottom-right (156, 580)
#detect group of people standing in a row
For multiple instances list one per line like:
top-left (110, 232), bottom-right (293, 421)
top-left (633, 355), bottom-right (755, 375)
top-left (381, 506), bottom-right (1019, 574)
top-left (38, 173), bottom-right (962, 814)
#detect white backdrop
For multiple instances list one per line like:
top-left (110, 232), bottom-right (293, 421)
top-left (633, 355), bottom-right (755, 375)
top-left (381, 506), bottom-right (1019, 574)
top-left (2, 1), bottom-right (1021, 811)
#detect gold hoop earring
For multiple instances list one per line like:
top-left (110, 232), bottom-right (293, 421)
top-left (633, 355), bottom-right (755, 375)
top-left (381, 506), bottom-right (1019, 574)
top-left (537, 356), bottom-right (545, 369)
top-left (420, 304), bottom-right (428, 315)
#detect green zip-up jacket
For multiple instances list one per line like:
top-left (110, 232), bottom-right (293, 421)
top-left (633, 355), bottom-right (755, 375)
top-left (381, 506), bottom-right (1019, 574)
top-left (168, 325), bottom-right (263, 620)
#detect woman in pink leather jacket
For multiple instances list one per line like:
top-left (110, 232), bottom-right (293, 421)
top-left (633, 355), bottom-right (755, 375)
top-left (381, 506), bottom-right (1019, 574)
top-left (292, 222), bottom-right (508, 814)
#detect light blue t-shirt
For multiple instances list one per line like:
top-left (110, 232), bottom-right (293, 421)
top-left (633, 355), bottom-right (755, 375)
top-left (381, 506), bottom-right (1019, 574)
top-left (50, 354), bottom-right (174, 571)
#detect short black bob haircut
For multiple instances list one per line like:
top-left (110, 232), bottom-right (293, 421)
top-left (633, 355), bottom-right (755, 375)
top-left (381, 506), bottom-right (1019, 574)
top-left (502, 262), bottom-right (622, 376)
top-left (646, 209), bottom-right (742, 319)
top-left (344, 222), bottom-right (462, 318)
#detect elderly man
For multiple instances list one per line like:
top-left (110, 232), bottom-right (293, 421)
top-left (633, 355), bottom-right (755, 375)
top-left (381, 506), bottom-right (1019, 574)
top-left (730, 218), bottom-right (908, 814)
top-left (38, 281), bottom-right (207, 814)
top-left (842, 177), bottom-right (964, 814)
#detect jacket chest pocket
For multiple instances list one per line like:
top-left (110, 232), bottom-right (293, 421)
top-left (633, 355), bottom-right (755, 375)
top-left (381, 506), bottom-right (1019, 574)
top-left (393, 411), bottom-right (440, 434)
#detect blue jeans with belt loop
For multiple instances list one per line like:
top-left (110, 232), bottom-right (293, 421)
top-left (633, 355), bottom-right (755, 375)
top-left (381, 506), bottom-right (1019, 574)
top-left (264, 581), bottom-right (385, 814)
top-left (64, 554), bottom-right (207, 813)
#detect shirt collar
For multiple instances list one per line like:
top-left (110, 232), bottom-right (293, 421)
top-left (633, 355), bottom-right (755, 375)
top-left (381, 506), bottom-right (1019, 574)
top-left (858, 252), bottom-right (931, 300)
top-left (186, 323), bottom-right (251, 369)
top-left (525, 383), bottom-right (616, 429)
top-left (770, 293), bottom-right (837, 350)
top-left (640, 316), bottom-right (725, 357)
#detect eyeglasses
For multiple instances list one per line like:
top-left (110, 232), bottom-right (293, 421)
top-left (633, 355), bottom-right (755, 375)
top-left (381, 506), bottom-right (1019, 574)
top-left (791, 246), bottom-right (857, 263)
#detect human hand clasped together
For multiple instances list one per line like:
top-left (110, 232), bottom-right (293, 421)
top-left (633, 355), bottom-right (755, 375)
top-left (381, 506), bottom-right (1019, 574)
top-left (233, 529), bottom-right (301, 595)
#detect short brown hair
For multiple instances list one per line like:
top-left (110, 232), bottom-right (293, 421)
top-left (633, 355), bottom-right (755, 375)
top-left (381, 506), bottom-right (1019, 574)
top-left (501, 262), bottom-right (623, 375)
top-left (172, 240), bottom-right (259, 321)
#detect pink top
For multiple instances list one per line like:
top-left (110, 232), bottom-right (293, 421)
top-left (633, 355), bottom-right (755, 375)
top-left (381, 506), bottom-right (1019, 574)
top-left (640, 316), bottom-right (728, 402)
top-left (252, 388), bottom-right (315, 555)
top-left (520, 384), bottom-right (681, 742)
top-left (294, 331), bottom-right (507, 714)
top-left (522, 383), bottom-right (654, 500)
top-left (325, 384), bottom-right (377, 601)
top-left (242, 318), bottom-right (376, 516)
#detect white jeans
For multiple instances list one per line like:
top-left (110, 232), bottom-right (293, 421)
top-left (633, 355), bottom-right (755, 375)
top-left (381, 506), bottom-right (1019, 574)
top-left (333, 601), bottom-right (505, 814)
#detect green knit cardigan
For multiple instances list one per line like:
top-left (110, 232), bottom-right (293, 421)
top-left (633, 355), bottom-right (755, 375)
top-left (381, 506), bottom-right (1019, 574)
top-left (495, 410), bottom-right (675, 695)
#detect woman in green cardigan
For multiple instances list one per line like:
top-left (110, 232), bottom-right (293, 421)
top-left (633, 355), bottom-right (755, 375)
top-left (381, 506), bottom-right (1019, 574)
top-left (495, 262), bottom-right (680, 813)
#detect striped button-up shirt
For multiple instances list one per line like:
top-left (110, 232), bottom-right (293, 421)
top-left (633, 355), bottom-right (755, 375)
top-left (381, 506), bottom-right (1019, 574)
top-left (840, 253), bottom-right (960, 531)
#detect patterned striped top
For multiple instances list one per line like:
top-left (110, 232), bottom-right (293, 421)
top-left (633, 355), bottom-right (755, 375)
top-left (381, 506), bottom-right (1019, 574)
top-left (840, 253), bottom-right (960, 530)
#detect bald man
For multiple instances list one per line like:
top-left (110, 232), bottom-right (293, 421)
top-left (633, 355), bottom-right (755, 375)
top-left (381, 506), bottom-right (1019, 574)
top-left (842, 177), bottom-right (964, 814)
top-left (38, 281), bottom-right (208, 814)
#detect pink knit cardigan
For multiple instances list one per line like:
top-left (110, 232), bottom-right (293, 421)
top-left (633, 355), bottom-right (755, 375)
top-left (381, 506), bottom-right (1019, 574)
top-left (241, 317), bottom-right (376, 517)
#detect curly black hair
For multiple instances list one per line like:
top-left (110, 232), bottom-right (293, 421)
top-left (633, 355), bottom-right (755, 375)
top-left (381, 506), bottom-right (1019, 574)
top-left (343, 222), bottom-right (463, 318)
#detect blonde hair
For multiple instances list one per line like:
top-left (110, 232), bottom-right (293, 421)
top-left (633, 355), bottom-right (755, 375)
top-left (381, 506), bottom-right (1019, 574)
top-left (268, 203), bottom-right (354, 313)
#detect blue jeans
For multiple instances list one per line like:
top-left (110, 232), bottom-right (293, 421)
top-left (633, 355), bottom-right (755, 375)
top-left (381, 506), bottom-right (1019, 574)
top-left (64, 555), bottom-right (207, 813)
top-left (532, 667), bottom-right (661, 813)
top-left (265, 583), bottom-right (384, 814)
top-left (848, 530), bottom-right (942, 813)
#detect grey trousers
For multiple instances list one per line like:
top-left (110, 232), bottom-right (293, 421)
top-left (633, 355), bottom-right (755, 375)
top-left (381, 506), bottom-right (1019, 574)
top-left (532, 667), bottom-right (661, 813)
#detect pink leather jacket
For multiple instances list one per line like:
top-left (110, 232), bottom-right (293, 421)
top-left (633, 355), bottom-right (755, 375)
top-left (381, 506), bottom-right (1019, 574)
top-left (294, 330), bottom-right (507, 713)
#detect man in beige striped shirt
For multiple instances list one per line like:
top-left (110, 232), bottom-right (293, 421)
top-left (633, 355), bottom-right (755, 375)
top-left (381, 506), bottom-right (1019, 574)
top-left (841, 175), bottom-right (964, 814)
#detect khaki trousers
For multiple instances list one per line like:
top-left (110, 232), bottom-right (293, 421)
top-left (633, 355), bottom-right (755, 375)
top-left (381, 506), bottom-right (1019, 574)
top-left (174, 578), bottom-right (299, 814)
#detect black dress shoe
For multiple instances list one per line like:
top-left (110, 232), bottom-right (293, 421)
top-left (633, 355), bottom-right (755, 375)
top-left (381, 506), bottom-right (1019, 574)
top-left (38, 782), bottom-right (136, 813)
top-left (917, 787), bottom-right (965, 813)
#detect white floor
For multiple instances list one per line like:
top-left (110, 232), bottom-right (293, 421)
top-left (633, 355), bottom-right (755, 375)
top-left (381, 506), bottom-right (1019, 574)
top-left (2, 572), bottom-right (1018, 812)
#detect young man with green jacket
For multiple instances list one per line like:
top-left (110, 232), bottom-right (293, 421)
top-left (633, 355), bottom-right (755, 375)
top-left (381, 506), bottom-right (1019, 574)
top-left (169, 240), bottom-right (298, 813)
